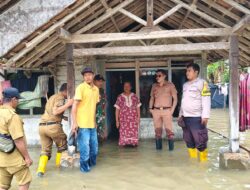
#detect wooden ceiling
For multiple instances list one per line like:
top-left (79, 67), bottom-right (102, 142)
top-left (0, 0), bottom-right (20, 14)
top-left (0, 0), bottom-right (249, 68)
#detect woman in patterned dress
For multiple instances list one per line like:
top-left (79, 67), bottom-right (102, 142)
top-left (114, 82), bottom-right (141, 146)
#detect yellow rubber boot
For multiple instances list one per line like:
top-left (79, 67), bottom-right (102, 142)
top-left (55, 152), bottom-right (62, 167)
top-left (188, 148), bottom-right (198, 158)
top-left (199, 149), bottom-right (208, 162)
top-left (37, 155), bottom-right (49, 177)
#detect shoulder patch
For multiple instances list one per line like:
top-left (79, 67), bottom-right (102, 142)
top-left (201, 81), bottom-right (211, 96)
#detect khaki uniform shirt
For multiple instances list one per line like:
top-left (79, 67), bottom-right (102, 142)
top-left (0, 105), bottom-right (26, 167)
top-left (40, 93), bottom-right (65, 123)
top-left (150, 81), bottom-right (177, 107)
top-left (179, 78), bottom-right (211, 118)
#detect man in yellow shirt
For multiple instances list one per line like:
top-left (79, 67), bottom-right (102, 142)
top-left (72, 68), bottom-right (99, 173)
top-left (0, 87), bottom-right (33, 190)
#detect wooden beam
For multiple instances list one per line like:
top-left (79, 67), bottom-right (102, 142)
top-left (223, 0), bottom-right (250, 15)
top-left (179, 0), bottom-right (197, 29)
top-left (170, 0), bottom-right (230, 28)
top-left (100, 0), bottom-right (120, 32)
top-left (66, 28), bottom-right (232, 44)
top-left (119, 8), bottom-right (147, 26)
top-left (4, 0), bottom-right (97, 67)
top-left (201, 0), bottom-right (241, 21)
top-left (153, 4), bottom-right (182, 25)
top-left (228, 35), bottom-right (240, 153)
top-left (57, 28), bottom-right (71, 41)
top-left (232, 15), bottom-right (250, 34)
top-left (73, 42), bottom-right (230, 56)
top-left (76, 0), bottom-right (135, 34)
top-left (147, 0), bottom-right (154, 27)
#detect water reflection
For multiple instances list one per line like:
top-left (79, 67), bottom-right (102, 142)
top-left (10, 132), bottom-right (250, 190)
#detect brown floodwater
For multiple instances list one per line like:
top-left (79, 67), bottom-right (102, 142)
top-left (9, 132), bottom-right (250, 190)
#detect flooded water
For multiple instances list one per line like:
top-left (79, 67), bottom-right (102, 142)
top-left (10, 132), bottom-right (250, 190)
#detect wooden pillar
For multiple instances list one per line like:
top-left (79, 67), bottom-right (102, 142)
top-left (66, 44), bottom-right (75, 99)
top-left (135, 60), bottom-right (140, 97)
top-left (147, 0), bottom-right (154, 27)
top-left (167, 59), bottom-right (172, 82)
top-left (66, 44), bottom-right (75, 129)
top-left (229, 35), bottom-right (240, 153)
top-left (201, 51), bottom-right (207, 80)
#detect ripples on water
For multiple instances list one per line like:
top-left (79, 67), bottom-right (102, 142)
top-left (10, 132), bottom-right (250, 190)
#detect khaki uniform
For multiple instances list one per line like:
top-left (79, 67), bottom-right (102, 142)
top-left (39, 93), bottom-right (67, 157)
top-left (0, 105), bottom-right (32, 189)
top-left (150, 82), bottom-right (177, 139)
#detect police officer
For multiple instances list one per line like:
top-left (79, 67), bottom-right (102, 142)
top-left (179, 63), bottom-right (211, 162)
top-left (149, 69), bottom-right (178, 151)
top-left (0, 87), bottom-right (33, 190)
top-left (37, 83), bottom-right (73, 176)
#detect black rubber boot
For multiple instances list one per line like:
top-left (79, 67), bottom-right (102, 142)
top-left (155, 138), bottom-right (162, 150)
top-left (168, 140), bottom-right (174, 151)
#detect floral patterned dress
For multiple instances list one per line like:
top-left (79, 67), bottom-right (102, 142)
top-left (114, 93), bottom-right (141, 146)
top-left (96, 88), bottom-right (106, 141)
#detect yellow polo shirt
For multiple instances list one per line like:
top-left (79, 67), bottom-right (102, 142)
top-left (74, 82), bottom-right (99, 128)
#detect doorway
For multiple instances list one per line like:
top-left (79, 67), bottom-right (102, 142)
top-left (106, 70), bottom-right (136, 139)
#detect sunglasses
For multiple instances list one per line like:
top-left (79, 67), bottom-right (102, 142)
top-left (156, 75), bottom-right (162, 78)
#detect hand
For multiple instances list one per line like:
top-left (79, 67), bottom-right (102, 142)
top-left (67, 99), bottom-right (74, 107)
top-left (177, 116), bottom-right (183, 122)
top-left (71, 123), bottom-right (78, 135)
top-left (25, 156), bottom-right (33, 167)
top-left (116, 121), bottom-right (120, 128)
top-left (149, 109), bottom-right (153, 114)
top-left (201, 118), bottom-right (208, 126)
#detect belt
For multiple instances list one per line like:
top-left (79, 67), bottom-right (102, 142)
top-left (153, 107), bottom-right (171, 110)
top-left (39, 121), bottom-right (61, 126)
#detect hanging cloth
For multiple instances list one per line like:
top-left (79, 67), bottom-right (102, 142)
top-left (18, 75), bottom-right (49, 110)
top-left (239, 73), bottom-right (250, 132)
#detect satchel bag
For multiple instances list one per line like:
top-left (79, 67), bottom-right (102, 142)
top-left (0, 134), bottom-right (15, 153)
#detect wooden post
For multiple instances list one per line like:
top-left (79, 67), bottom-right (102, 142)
top-left (201, 51), bottom-right (207, 80)
top-left (135, 60), bottom-right (140, 98)
top-left (167, 59), bottom-right (172, 82)
top-left (66, 44), bottom-right (75, 128)
top-left (229, 35), bottom-right (240, 153)
top-left (147, 0), bottom-right (154, 27)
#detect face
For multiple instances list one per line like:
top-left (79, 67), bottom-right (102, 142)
top-left (11, 97), bottom-right (19, 109)
top-left (156, 72), bottom-right (166, 83)
top-left (186, 67), bottom-right (198, 81)
top-left (124, 83), bottom-right (132, 94)
top-left (83, 72), bottom-right (94, 84)
top-left (94, 80), bottom-right (104, 88)
top-left (61, 90), bottom-right (68, 99)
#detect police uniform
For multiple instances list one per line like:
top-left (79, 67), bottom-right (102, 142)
top-left (150, 81), bottom-right (177, 150)
top-left (179, 78), bottom-right (211, 161)
top-left (37, 93), bottom-right (67, 176)
top-left (0, 105), bottom-right (32, 189)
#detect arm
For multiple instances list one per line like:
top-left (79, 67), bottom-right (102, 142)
top-left (115, 108), bottom-right (120, 128)
top-left (14, 137), bottom-right (33, 166)
top-left (201, 81), bottom-right (211, 126)
top-left (171, 88), bottom-right (178, 115)
top-left (137, 107), bottom-right (141, 127)
top-left (71, 100), bottom-right (80, 133)
top-left (52, 99), bottom-right (73, 115)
